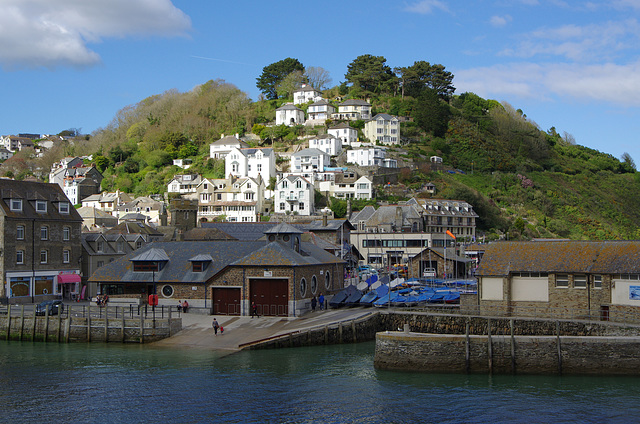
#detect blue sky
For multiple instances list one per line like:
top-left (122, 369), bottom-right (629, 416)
top-left (1, 0), bottom-right (639, 164)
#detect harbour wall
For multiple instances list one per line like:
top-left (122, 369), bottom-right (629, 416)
top-left (374, 332), bottom-right (640, 375)
top-left (0, 306), bottom-right (181, 343)
top-left (243, 310), bottom-right (640, 350)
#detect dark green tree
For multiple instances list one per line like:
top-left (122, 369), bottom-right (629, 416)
top-left (93, 155), bottom-right (110, 172)
top-left (344, 55), bottom-right (396, 95)
top-left (256, 58), bottom-right (305, 100)
top-left (396, 61), bottom-right (455, 99)
top-left (413, 89), bottom-right (451, 137)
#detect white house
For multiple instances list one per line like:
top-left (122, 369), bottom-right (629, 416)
top-left (290, 148), bottom-right (330, 175)
top-left (276, 104), bottom-right (305, 126)
top-left (316, 171), bottom-right (373, 200)
top-left (364, 113), bottom-right (400, 145)
top-left (306, 99), bottom-right (335, 123)
top-left (167, 174), bottom-right (202, 194)
top-left (0, 148), bottom-right (13, 160)
top-left (328, 123), bottom-right (357, 146)
top-left (275, 175), bottom-right (315, 216)
top-left (308, 134), bottom-right (342, 156)
top-left (81, 191), bottom-right (132, 212)
top-left (332, 99), bottom-right (371, 121)
top-left (347, 147), bottom-right (389, 167)
top-left (225, 147), bottom-right (276, 183)
top-left (293, 84), bottom-right (322, 105)
top-left (209, 134), bottom-right (249, 159)
top-left (196, 176), bottom-right (265, 223)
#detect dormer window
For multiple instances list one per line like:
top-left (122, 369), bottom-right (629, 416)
top-left (59, 202), bottom-right (70, 214)
top-left (133, 261), bottom-right (159, 272)
top-left (10, 199), bottom-right (22, 212)
top-left (36, 200), bottom-right (47, 213)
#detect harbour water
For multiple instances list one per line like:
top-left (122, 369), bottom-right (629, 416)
top-left (1, 341), bottom-right (639, 423)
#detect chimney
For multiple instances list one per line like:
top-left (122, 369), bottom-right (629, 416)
top-left (346, 199), bottom-right (352, 219)
top-left (322, 213), bottom-right (328, 227)
top-left (395, 206), bottom-right (403, 229)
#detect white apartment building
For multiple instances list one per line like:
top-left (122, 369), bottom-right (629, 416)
top-left (364, 113), bottom-right (400, 145)
top-left (328, 123), bottom-right (357, 146)
top-left (316, 172), bottom-right (373, 200)
top-left (306, 99), bottom-right (335, 123)
top-left (290, 148), bottom-right (330, 175)
top-left (225, 147), bottom-right (276, 183)
top-left (308, 134), bottom-right (342, 156)
top-left (275, 175), bottom-right (315, 216)
top-left (167, 174), bottom-right (202, 194)
top-left (293, 84), bottom-right (322, 105)
top-left (347, 147), bottom-right (394, 167)
top-left (209, 134), bottom-right (248, 159)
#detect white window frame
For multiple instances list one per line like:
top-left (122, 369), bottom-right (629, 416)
top-left (10, 199), bottom-right (22, 212)
top-left (59, 202), bottom-right (70, 214)
top-left (556, 273), bottom-right (569, 288)
top-left (40, 249), bottom-right (48, 264)
top-left (36, 200), bottom-right (47, 213)
top-left (63, 250), bottom-right (70, 264)
top-left (40, 226), bottom-right (48, 241)
top-left (16, 250), bottom-right (24, 264)
top-left (574, 274), bottom-right (587, 289)
top-left (16, 225), bottom-right (24, 240)
top-left (63, 226), bottom-right (70, 241)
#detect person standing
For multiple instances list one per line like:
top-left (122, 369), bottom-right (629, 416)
top-left (212, 318), bottom-right (220, 336)
top-left (251, 302), bottom-right (259, 318)
top-left (318, 293), bottom-right (325, 311)
top-left (311, 296), bottom-right (317, 312)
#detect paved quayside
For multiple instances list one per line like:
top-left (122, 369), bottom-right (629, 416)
top-left (151, 308), bottom-right (374, 353)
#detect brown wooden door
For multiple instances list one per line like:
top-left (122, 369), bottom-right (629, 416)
top-left (250, 278), bottom-right (288, 316)
top-left (211, 288), bottom-right (241, 315)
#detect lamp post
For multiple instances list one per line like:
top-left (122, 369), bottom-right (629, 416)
top-left (152, 265), bottom-right (156, 328)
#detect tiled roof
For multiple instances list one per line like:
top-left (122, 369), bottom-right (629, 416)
top-left (476, 240), bottom-right (640, 276)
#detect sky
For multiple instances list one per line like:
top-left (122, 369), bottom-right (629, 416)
top-left (1, 0), bottom-right (639, 164)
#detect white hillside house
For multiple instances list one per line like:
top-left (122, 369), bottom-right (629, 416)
top-left (276, 104), bottom-right (305, 126)
top-left (308, 134), bottom-right (342, 156)
top-left (275, 175), bottom-right (315, 216)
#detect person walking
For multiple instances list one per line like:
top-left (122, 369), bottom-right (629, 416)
top-left (251, 301), bottom-right (259, 318)
top-left (212, 318), bottom-right (220, 336)
top-left (311, 296), bottom-right (317, 312)
top-left (318, 293), bottom-right (325, 311)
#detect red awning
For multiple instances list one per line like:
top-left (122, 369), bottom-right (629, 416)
top-left (58, 274), bottom-right (81, 284)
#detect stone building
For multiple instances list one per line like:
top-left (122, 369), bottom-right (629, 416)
top-left (475, 240), bottom-right (640, 321)
top-left (0, 179), bottom-right (83, 303)
top-left (88, 223), bottom-right (344, 317)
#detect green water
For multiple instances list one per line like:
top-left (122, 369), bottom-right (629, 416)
top-left (0, 341), bottom-right (638, 423)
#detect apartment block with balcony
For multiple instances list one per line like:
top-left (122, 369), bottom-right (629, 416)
top-left (275, 176), bottom-right (314, 216)
top-left (364, 113), bottom-right (400, 145)
top-left (196, 176), bottom-right (264, 223)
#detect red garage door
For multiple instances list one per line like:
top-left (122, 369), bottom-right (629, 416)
top-left (211, 288), bottom-right (241, 315)
top-left (250, 278), bottom-right (288, 317)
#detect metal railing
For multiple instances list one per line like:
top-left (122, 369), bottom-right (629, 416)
top-left (0, 304), bottom-right (183, 320)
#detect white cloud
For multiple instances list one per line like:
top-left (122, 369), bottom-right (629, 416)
top-left (455, 60), bottom-right (640, 106)
top-left (0, 0), bottom-right (191, 69)
top-left (500, 19), bottom-right (640, 61)
top-left (404, 0), bottom-right (450, 14)
top-left (490, 15), bottom-right (512, 27)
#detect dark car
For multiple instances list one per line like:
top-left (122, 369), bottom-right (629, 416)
top-left (35, 300), bottom-right (64, 316)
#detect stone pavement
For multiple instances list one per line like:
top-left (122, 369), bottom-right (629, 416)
top-left (151, 308), bottom-right (376, 353)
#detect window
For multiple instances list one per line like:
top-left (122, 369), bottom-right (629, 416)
top-left (40, 250), bottom-right (48, 264)
top-left (325, 272), bottom-right (331, 290)
top-left (40, 226), bottom-right (48, 240)
top-left (117, 241), bottom-right (124, 252)
top-left (97, 260), bottom-right (104, 268)
top-left (574, 274), bottom-right (587, 289)
top-left (63, 250), bottom-right (70, 263)
top-left (593, 275), bottom-right (602, 289)
top-left (311, 275), bottom-right (318, 294)
top-left (136, 241), bottom-right (142, 249)
top-left (556, 274), bottom-right (569, 288)
top-left (16, 250), bottom-right (24, 265)
top-left (35, 200), bottom-right (47, 213)
top-left (97, 241), bottom-right (104, 252)
top-left (192, 262), bottom-right (205, 272)
top-left (16, 225), bottom-right (24, 240)
top-left (257, 164), bottom-right (262, 172)
top-left (300, 278), bottom-right (307, 297)
top-left (63, 226), bottom-right (70, 241)
top-left (162, 285), bottom-right (174, 297)
top-left (10, 199), bottom-right (22, 212)
top-left (133, 262), bottom-right (159, 272)
top-left (59, 202), bottom-right (70, 214)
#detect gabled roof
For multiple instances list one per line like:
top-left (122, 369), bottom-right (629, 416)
top-left (340, 99), bottom-right (370, 106)
top-left (276, 103), bottom-right (304, 111)
top-left (350, 205), bottom-right (376, 223)
top-left (292, 148), bottom-right (328, 157)
top-left (295, 85), bottom-right (320, 93)
top-left (264, 222), bottom-right (303, 235)
top-left (210, 135), bottom-right (249, 147)
top-left (232, 241), bottom-right (344, 267)
top-left (183, 227), bottom-right (237, 241)
top-left (309, 99), bottom-right (333, 106)
top-left (0, 179), bottom-right (82, 222)
top-left (364, 205), bottom-right (422, 227)
top-left (131, 247), bottom-right (170, 262)
top-left (476, 241), bottom-right (640, 276)
top-left (328, 122), bottom-right (355, 130)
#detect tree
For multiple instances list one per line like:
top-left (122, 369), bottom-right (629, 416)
top-left (622, 152), bottom-right (637, 171)
top-left (276, 70), bottom-right (305, 99)
top-left (396, 61), bottom-right (455, 99)
top-left (304, 66), bottom-right (332, 91)
top-left (256, 58), bottom-right (305, 100)
top-left (413, 89), bottom-right (451, 137)
top-left (344, 55), bottom-right (396, 95)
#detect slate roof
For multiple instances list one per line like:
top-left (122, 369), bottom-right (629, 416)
top-left (210, 135), bottom-right (249, 147)
top-left (89, 241), bottom-right (264, 283)
top-left (202, 222), bottom-right (277, 240)
top-left (105, 221), bottom-right (163, 236)
top-left (476, 241), bottom-right (640, 276)
top-left (232, 241), bottom-right (344, 267)
top-left (0, 179), bottom-right (82, 222)
top-left (276, 104), bottom-right (304, 111)
top-left (183, 227), bottom-right (237, 241)
top-left (340, 99), bottom-right (371, 106)
top-left (349, 205), bottom-right (376, 223)
top-left (362, 205), bottom-right (422, 227)
top-left (292, 148), bottom-right (328, 157)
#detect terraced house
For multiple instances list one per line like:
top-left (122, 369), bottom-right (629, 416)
top-left (0, 180), bottom-right (83, 303)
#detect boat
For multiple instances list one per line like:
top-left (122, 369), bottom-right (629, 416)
top-left (359, 290), bottom-right (378, 306)
top-left (329, 285), bottom-right (360, 308)
top-left (344, 287), bottom-right (364, 306)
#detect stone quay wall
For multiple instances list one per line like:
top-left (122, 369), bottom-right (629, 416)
top-left (0, 307), bottom-right (181, 344)
top-left (374, 332), bottom-right (640, 375)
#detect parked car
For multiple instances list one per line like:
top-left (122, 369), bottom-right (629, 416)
top-left (35, 300), bottom-right (64, 316)
top-left (423, 268), bottom-right (437, 278)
